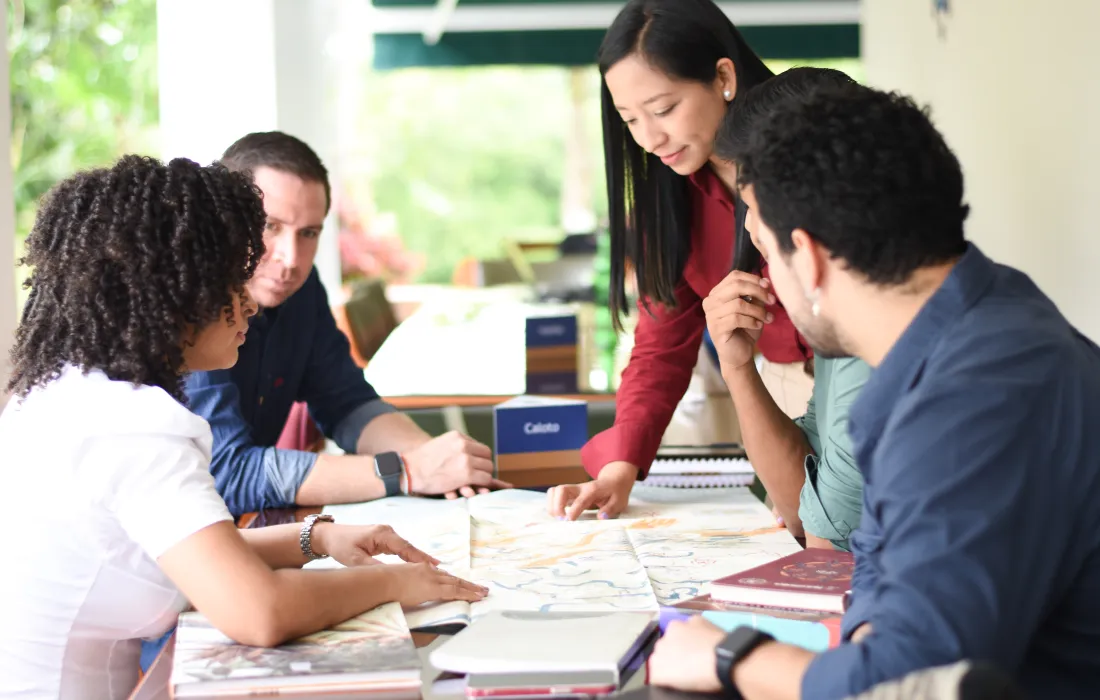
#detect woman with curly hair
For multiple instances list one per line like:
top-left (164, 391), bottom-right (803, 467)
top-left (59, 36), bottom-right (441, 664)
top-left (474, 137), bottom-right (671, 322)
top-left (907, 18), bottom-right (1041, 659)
top-left (0, 156), bottom-right (486, 699)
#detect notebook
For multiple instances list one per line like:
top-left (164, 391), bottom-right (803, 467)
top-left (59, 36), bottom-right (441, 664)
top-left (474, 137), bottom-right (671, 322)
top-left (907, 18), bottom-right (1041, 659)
top-left (170, 602), bottom-right (421, 698)
top-left (641, 445), bottom-right (755, 488)
top-left (429, 611), bottom-right (657, 685)
top-left (709, 549), bottom-right (853, 613)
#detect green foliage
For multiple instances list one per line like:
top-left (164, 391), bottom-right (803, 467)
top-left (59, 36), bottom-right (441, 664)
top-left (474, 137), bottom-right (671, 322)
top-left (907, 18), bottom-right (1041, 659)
top-left (363, 66), bottom-right (607, 284)
top-left (363, 59), bottom-right (862, 285)
top-left (8, 0), bottom-right (158, 240)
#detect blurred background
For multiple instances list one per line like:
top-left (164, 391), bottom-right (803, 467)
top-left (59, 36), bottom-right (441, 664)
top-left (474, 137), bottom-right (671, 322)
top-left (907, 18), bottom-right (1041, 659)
top-left (1, 0), bottom-right (1097, 425)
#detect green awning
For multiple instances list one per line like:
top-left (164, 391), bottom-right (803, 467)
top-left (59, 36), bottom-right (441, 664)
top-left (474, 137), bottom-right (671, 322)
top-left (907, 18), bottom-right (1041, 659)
top-left (368, 1), bottom-right (860, 69)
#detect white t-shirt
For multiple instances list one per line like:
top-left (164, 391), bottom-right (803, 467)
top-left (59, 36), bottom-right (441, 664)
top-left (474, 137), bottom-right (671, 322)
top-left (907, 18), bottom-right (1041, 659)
top-left (0, 367), bottom-right (233, 700)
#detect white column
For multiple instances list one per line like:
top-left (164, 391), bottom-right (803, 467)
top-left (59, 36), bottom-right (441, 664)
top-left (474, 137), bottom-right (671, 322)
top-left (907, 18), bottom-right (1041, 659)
top-left (0, 6), bottom-right (17, 409)
top-left (156, 0), bottom-right (344, 299)
top-left (862, 0), bottom-right (1100, 342)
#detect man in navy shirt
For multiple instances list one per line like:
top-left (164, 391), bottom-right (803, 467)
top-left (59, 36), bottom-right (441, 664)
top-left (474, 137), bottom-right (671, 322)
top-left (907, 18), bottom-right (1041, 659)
top-left (186, 132), bottom-right (510, 516)
top-left (647, 86), bottom-right (1100, 696)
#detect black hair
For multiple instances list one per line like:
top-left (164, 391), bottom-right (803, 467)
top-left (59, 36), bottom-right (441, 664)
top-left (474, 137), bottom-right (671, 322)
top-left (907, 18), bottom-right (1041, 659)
top-left (732, 87), bottom-right (970, 285)
top-left (8, 155), bottom-right (266, 402)
top-left (598, 0), bottom-right (773, 329)
top-left (221, 131), bottom-right (331, 212)
top-left (714, 67), bottom-right (858, 162)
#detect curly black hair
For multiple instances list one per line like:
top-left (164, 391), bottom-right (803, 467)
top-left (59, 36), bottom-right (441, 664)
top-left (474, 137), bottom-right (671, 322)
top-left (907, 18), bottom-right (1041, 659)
top-left (8, 155), bottom-right (266, 402)
top-left (731, 86), bottom-right (970, 285)
top-left (714, 67), bottom-right (857, 163)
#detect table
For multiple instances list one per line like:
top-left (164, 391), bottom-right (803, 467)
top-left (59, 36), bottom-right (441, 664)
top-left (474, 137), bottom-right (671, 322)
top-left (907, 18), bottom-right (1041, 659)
top-left (131, 503), bottom-right (655, 700)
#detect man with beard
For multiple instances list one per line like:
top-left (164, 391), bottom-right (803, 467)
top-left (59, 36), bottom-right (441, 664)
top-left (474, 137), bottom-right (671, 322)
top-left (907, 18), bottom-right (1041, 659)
top-left (647, 85), bottom-right (1100, 698)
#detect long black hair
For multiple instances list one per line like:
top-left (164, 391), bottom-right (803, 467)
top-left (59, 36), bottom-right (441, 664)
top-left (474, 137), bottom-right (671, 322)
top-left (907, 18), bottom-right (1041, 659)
top-left (599, 0), bottom-right (773, 329)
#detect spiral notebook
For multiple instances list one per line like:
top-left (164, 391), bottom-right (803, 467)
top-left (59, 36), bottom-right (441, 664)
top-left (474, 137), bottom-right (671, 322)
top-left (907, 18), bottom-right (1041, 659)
top-left (640, 445), bottom-right (755, 489)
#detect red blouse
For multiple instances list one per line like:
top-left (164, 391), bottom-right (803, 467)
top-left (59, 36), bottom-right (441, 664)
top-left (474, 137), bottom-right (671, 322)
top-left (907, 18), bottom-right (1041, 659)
top-left (581, 166), bottom-right (812, 479)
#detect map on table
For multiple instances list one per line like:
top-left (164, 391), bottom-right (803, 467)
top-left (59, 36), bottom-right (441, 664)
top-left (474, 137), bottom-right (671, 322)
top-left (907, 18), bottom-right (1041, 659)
top-left (309, 486), bottom-right (800, 629)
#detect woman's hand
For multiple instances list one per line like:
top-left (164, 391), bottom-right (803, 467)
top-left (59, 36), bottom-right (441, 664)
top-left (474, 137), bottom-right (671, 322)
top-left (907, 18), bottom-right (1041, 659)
top-left (547, 461), bottom-right (638, 520)
top-left (382, 562), bottom-right (490, 607)
top-left (312, 524), bottom-right (439, 568)
top-left (702, 271), bottom-right (775, 372)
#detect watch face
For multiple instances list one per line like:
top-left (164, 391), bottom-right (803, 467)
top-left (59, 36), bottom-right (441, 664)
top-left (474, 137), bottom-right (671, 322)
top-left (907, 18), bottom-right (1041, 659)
top-left (719, 626), bottom-right (772, 657)
top-left (375, 451), bottom-right (403, 478)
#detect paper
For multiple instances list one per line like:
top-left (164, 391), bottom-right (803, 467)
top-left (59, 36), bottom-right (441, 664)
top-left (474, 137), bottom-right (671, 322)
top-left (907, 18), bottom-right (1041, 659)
top-left (311, 487), bottom-right (800, 628)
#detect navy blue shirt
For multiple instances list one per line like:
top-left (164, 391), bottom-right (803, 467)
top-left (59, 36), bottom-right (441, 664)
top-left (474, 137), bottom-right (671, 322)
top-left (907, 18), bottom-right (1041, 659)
top-left (185, 269), bottom-right (395, 516)
top-left (802, 245), bottom-right (1100, 698)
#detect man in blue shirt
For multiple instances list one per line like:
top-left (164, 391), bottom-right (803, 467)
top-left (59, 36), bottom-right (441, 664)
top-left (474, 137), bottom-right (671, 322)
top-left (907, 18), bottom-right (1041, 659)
top-left (186, 132), bottom-right (510, 516)
top-left (647, 86), bottom-right (1100, 696)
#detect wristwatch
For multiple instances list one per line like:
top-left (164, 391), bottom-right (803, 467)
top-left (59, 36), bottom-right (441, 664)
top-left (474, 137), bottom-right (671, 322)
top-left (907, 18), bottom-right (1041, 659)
top-left (374, 451), bottom-right (405, 498)
top-left (715, 627), bottom-right (775, 698)
top-left (299, 513), bottom-right (335, 560)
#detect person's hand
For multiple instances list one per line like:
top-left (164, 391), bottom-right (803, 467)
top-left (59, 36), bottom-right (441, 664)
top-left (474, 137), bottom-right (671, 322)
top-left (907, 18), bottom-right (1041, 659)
top-left (401, 431), bottom-right (513, 498)
top-left (382, 562), bottom-right (490, 607)
top-left (312, 523), bottom-right (438, 568)
top-left (648, 616), bottom-right (728, 693)
top-left (547, 461), bottom-right (637, 521)
top-left (702, 271), bottom-right (776, 372)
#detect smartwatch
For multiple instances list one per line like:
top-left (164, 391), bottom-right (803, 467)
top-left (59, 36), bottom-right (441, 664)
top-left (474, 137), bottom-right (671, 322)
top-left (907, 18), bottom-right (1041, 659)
top-left (374, 451), bottom-right (405, 497)
top-left (715, 627), bottom-right (775, 698)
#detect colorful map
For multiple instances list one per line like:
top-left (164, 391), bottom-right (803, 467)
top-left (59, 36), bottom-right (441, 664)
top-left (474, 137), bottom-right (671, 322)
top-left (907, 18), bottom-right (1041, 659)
top-left (310, 486), bottom-right (800, 628)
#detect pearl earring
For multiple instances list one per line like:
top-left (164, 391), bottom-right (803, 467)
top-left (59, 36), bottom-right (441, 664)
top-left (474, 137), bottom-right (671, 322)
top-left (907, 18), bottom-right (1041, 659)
top-left (723, 89), bottom-right (732, 101)
top-left (809, 288), bottom-right (822, 317)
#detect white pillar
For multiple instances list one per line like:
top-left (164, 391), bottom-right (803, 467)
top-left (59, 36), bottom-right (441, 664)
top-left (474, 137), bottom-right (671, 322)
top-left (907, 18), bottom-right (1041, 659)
top-left (0, 6), bottom-right (17, 409)
top-left (156, 0), bottom-right (344, 299)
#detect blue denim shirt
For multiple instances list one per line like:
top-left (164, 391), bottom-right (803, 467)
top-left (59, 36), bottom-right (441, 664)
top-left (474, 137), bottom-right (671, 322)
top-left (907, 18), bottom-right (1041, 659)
top-left (802, 245), bottom-right (1100, 698)
top-left (185, 268), bottom-right (395, 516)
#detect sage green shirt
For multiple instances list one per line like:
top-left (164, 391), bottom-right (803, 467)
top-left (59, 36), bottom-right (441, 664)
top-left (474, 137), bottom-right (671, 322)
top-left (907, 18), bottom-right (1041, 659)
top-left (793, 357), bottom-right (872, 551)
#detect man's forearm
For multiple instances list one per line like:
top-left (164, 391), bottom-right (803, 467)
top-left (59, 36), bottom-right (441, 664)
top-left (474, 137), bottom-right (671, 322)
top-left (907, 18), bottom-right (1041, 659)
top-left (355, 411), bottom-right (432, 455)
top-left (724, 363), bottom-right (814, 533)
top-left (295, 413), bottom-right (432, 506)
top-left (733, 641), bottom-right (814, 700)
top-left (296, 453), bottom-right (387, 505)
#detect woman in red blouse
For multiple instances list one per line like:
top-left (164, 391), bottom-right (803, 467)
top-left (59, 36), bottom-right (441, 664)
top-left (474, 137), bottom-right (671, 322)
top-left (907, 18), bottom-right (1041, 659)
top-left (548, 0), bottom-right (812, 520)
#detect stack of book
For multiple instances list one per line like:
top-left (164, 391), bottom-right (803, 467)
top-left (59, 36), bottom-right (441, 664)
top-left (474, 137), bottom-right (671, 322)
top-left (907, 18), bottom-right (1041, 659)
top-left (525, 308), bottom-right (588, 395)
top-left (660, 549), bottom-right (854, 652)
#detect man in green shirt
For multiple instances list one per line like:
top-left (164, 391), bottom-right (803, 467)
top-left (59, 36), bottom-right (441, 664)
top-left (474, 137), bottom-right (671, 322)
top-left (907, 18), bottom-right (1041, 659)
top-left (703, 271), bottom-right (870, 550)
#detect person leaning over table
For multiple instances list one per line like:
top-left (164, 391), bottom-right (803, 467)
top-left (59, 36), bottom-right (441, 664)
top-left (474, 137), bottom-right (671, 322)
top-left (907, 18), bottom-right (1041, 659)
top-left (184, 131), bottom-right (511, 520)
top-left (547, 0), bottom-right (815, 522)
top-left (647, 82), bottom-right (1100, 699)
top-left (0, 156), bottom-right (488, 700)
top-left (703, 67), bottom-right (872, 551)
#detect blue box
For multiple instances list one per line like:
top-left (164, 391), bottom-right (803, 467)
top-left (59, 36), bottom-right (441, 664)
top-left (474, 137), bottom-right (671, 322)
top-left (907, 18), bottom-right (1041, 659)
top-left (493, 395), bottom-right (589, 487)
top-left (525, 314), bottom-right (578, 348)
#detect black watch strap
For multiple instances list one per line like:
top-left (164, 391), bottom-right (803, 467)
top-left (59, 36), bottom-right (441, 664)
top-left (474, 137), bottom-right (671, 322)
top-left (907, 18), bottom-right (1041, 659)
top-left (374, 451), bottom-right (404, 497)
top-left (715, 627), bottom-right (774, 698)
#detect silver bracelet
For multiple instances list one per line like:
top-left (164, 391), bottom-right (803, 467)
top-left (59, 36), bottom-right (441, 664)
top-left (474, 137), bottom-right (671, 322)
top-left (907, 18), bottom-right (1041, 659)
top-left (300, 513), bottom-right (334, 560)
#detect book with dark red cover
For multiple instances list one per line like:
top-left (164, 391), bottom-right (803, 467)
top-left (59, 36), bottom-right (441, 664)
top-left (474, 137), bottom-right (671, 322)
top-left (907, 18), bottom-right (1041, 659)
top-left (659, 595), bottom-right (843, 651)
top-left (709, 549), bottom-right (853, 613)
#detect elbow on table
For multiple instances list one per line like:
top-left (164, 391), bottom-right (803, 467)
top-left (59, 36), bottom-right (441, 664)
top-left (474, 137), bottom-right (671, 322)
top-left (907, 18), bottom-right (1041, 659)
top-left (207, 586), bottom-right (298, 648)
